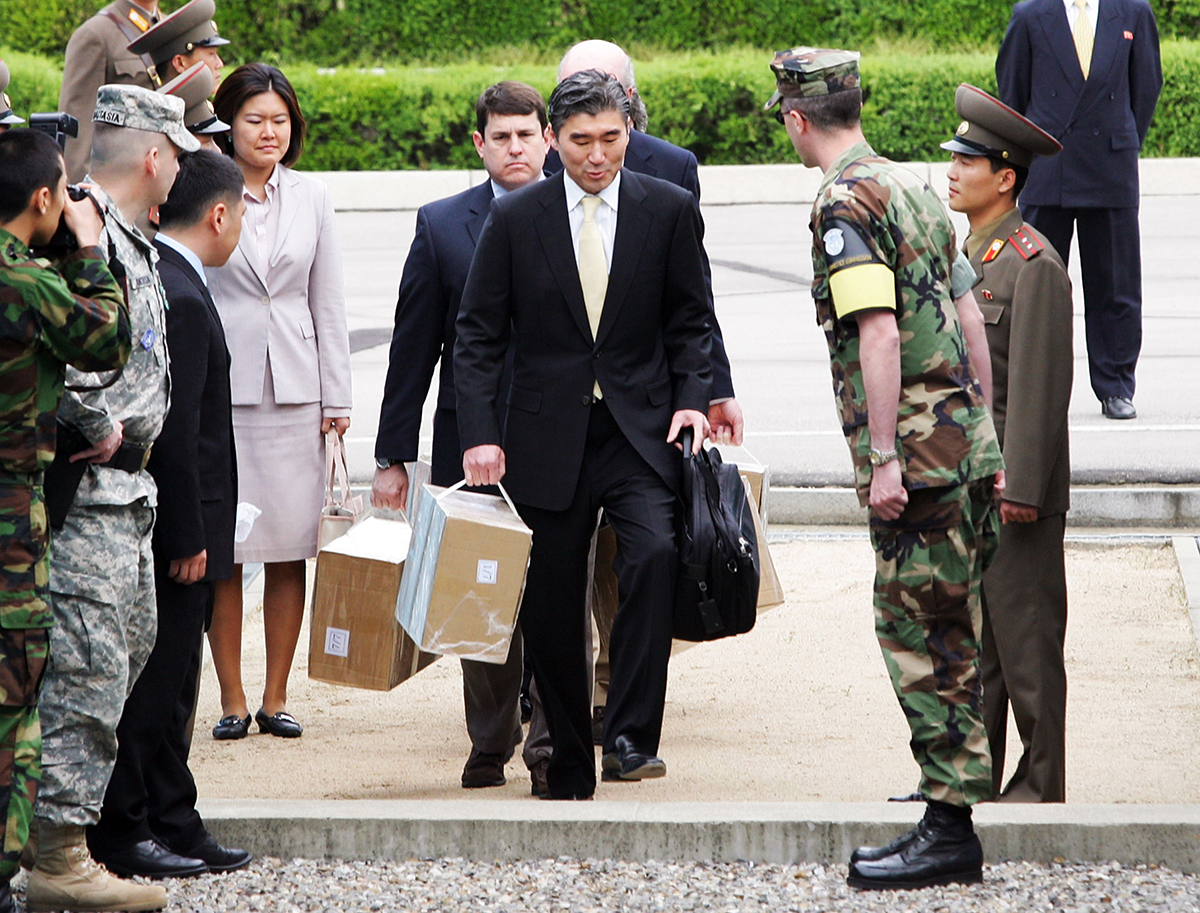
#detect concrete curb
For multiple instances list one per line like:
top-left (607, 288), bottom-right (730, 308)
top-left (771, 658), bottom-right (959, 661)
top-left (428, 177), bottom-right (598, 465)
top-left (197, 799), bottom-right (1200, 873)
top-left (315, 158), bottom-right (1200, 212)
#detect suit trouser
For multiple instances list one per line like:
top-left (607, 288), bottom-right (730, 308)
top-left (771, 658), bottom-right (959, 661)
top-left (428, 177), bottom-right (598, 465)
top-left (1023, 204), bottom-right (1142, 402)
top-left (89, 554), bottom-right (211, 855)
top-left (431, 407), bottom-right (524, 759)
top-left (980, 513), bottom-right (1068, 803)
top-left (516, 400), bottom-right (677, 799)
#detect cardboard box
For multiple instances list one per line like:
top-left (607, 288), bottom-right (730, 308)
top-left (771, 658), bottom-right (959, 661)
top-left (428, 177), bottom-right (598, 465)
top-left (309, 517), bottom-right (438, 691)
top-left (745, 483), bottom-right (785, 610)
top-left (395, 483), bottom-right (532, 664)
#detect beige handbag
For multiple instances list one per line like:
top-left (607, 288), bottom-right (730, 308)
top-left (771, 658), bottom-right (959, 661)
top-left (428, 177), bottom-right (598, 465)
top-left (318, 429), bottom-right (365, 549)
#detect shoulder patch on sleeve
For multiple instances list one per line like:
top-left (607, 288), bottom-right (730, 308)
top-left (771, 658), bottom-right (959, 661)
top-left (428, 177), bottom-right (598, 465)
top-left (981, 238), bottom-right (1006, 263)
top-left (820, 217), bottom-right (885, 275)
top-left (1009, 226), bottom-right (1045, 260)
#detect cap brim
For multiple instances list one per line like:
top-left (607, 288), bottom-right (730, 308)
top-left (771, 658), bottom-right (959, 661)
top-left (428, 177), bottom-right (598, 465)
top-left (763, 88), bottom-right (782, 111)
top-left (0, 113), bottom-right (24, 125)
top-left (940, 138), bottom-right (985, 156)
top-left (167, 124), bottom-right (201, 152)
top-left (192, 115), bottom-right (229, 134)
top-left (198, 35), bottom-right (231, 47)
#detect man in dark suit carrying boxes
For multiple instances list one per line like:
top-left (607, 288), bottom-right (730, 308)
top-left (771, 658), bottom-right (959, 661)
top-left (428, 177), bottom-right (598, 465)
top-left (454, 70), bottom-right (713, 801)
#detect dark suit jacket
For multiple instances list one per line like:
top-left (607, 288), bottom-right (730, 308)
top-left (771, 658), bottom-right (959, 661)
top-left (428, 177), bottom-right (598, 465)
top-left (454, 169), bottom-right (713, 512)
top-left (148, 239), bottom-right (237, 581)
top-left (997, 0), bottom-right (1162, 209)
top-left (374, 181), bottom-right (494, 464)
top-left (548, 130), bottom-right (733, 399)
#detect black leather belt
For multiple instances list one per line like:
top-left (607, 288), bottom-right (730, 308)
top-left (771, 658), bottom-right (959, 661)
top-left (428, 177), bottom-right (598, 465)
top-left (100, 441), bottom-right (152, 473)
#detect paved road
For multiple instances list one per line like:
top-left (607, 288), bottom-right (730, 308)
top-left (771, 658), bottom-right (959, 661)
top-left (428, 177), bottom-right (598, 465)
top-left (335, 192), bottom-right (1200, 487)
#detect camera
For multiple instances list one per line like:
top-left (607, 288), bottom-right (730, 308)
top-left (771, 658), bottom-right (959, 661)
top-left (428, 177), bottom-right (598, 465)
top-left (28, 112), bottom-right (79, 153)
top-left (36, 185), bottom-right (102, 259)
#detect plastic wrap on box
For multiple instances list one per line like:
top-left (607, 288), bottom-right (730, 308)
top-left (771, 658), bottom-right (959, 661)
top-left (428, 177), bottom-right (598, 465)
top-left (395, 482), bottom-right (531, 664)
top-left (309, 517), bottom-right (438, 691)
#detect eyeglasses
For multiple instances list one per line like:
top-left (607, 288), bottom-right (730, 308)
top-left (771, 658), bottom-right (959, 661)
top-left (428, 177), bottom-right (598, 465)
top-left (773, 108), bottom-right (786, 125)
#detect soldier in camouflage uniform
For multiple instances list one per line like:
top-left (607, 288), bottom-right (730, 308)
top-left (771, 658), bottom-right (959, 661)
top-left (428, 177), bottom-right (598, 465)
top-left (766, 48), bottom-right (1006, 890)
top-left (25, 85), bottom-right (199, 913)
top-left (0, 127), bottom-right (130, 913)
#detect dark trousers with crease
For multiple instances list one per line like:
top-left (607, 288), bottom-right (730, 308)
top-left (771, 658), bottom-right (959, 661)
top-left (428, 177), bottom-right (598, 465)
top-left (89, 555), bottom-right (209, 856)
top-left (515, 400), bottom-right (677, 799)
top-left (432, 407), bottom-right (524, 760)
top-left (1023, 204), bottom-right (1142, 402)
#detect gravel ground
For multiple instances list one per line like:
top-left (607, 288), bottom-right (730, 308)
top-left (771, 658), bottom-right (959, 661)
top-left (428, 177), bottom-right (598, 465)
top-left (15, 858), bottom-right (1198, 913)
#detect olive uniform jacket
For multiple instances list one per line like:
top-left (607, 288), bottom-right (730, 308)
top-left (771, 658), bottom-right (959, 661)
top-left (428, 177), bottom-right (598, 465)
top-left (968, 207), bottom-right (1073, 516)
top-left (59, 0), bottom-right (160, 182)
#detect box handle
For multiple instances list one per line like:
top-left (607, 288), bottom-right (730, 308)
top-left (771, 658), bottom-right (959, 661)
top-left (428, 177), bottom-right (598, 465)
top-left (437, 478), bottom-right (521, 519)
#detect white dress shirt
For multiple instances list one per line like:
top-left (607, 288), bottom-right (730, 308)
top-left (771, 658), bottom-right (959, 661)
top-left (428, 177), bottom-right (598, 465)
top-left (1064, 0), bottom-right (1099, 34)
top-left (564, 171), bottom-right (620, 273)
top-left (489, 171), bottom-right (544, 201)
top-left (154, 231), bottom-right (207, 287)
top-left (243, 164), bottom-right (282, 278)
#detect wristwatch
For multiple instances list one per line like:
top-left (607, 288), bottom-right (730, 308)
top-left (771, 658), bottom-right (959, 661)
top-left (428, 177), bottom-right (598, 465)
top-left (374, 458), bottom-right (403, 470)
top-left (868, 448), bottom-right (898, 467)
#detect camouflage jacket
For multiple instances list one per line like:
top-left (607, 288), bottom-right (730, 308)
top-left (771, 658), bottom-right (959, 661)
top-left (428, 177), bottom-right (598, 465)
top-left (59, 183), bottom-right (170, 508)
top-left (0, 228), bottom-right (131, 476)
top-left (809, 141), bottom-right (1003, 502)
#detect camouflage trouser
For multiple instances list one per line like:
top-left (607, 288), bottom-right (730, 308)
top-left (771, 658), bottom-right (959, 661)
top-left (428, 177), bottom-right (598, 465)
top-left (0, 629), bottom-right (48, 882)
top-left (36, 500), bottom-right (156, 827)
top-left (869, 478), bottom-right (999, 807)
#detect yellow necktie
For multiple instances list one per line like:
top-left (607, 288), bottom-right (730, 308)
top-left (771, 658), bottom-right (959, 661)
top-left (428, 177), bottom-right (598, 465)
top-left (1074, 0), bottom-right (1094, 80)
top-left (578, 195), bottom-right (607, 399)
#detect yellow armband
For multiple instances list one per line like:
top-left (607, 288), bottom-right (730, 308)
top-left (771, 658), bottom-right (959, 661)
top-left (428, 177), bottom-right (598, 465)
top-left (829, 263), bottom-right (896, 320)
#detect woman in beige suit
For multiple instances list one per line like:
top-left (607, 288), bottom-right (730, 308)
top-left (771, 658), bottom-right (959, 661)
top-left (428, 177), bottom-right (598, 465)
top-left (206, 63), bottom-right (351, 739)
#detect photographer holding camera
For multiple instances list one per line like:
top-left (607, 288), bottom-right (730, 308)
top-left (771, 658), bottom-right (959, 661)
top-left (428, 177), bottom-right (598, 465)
top-left (0, 127), bottom-right (131, 913)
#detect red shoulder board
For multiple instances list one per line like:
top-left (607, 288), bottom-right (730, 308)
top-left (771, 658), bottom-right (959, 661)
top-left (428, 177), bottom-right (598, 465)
top-left (1008, 226), bottom-right (1044, 260)
top-left (981, 238), bottom-right (1005, 263)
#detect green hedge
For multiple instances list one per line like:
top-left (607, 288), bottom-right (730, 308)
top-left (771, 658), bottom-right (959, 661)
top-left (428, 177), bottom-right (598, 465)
top-left (3, 44), bottom-right (1198, 169)
top-left (3, 0), bottom-right (1198, 63)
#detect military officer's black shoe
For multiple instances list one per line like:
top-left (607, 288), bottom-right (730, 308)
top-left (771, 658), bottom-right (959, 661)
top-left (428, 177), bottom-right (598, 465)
top-left (0, 878), bottom-right (12, 913)
top-left (847, 800), bottom-right (983, 890)
top-left (1102, 396), bottom-right (1137, 419)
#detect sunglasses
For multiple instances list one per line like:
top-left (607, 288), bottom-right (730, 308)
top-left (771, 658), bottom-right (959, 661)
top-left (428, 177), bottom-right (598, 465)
top-left (773, 108), bottom-right (786, 125)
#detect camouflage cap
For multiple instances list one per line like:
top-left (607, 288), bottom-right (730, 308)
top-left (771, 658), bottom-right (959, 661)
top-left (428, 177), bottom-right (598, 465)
top-left (158, 62), bottom-right (228, 135)
top-left (0, 60), bottom-right (24, 126)
top-left (940, 84), bottom-right (1061, 169)
top-left (93, 84), bottom-right (201, 152)
top-left (763, 47), bottom-right (861, 112)
top-left (127, 0), bottom-right (230, 69)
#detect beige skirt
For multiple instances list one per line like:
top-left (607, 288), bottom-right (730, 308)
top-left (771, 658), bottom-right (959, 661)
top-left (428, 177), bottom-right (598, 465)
top-left (232, 364), bottom-right (325, 565)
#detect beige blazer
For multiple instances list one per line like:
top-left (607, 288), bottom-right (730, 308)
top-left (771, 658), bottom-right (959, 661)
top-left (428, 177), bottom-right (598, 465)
top-left (208, 166), bottom-right (352, 415)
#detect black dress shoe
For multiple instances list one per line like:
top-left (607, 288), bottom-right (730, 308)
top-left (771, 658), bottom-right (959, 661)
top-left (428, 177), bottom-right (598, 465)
top-left (461, 747), bottom-right (513, 788)
top-left (591, 706), bottom-right (605, 747)
top-left (529, 758), bottom-right (550, 799)
top-left (96, 838), bottom-right (208, 879)
top-left (519, 692), bottom-right (533, 725)
top-left (212, 713), bottom-right (251, 740)
top-left (847, 801), bottom-right (983, 890)
top-left (1102, 396), bottom-right (1137, 419)
top-left (255, 708), bottom-right (303, 738)
top-left (176, 833), bottom-right (253, 873)
top-left (601, 735), bottom-right (666, 782)
top-left (0, 878), bottom-right (12, 913)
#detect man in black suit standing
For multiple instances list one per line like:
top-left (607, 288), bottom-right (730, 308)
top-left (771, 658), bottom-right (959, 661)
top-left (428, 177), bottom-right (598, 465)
top-left (455, 70), bottom-right (713, 800)
top-left (371, 82), bottom-right (550, 792)
top-left (89, 150), bottom-right (251, 875)
top-left (997, 0), bottom-right (1161, 419)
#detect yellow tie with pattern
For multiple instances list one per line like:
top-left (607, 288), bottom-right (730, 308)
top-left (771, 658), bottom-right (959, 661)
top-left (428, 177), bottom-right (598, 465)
top-left (578, 194), bottom-right (607, 399)
top-left (1074, 0), bottom-right (1094, 79)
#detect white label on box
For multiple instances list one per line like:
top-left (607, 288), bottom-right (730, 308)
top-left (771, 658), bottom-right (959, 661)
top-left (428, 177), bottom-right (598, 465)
top-left (324, 627), bottom-right (350, 658)
top-left (476, 559), bottom-right (498, 584)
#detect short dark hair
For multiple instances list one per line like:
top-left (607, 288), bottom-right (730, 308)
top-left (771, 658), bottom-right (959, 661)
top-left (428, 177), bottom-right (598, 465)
top-left (782, 88), bottom-right (863, 132)
top-left (475, 81), bottom-right (547, 134)
top-left (987, 156), bottom-right (1029, 199)
top-left (547, 70), bottom-right (630, 136)
top-left (212, 63), bottom-right (307, 167)
top-left (158, 149), bottom-right (244, 230)
top-left (0, 129), bottom-right (64, 223)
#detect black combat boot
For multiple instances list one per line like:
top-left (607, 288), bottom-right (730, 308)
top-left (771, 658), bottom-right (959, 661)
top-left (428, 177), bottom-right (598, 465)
top-left (847, 800), bottom-right (983, 890)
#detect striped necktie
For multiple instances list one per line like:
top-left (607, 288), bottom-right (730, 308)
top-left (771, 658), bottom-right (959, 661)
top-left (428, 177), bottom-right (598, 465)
top-left (578, 194), bottom-right (607, 399)
top-left (1074, 0), bottom-right (1094, 79)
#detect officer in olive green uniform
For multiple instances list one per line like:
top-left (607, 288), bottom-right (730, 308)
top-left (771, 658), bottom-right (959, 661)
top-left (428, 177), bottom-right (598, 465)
top-left (127, 0), bottom-right (230, 86)
top-left (59, 0), bottom-right (162, 182)
top-left (158, 62), bottom-right (230, 150)
top-left (943, 84), bottom-right (1073, 804)
top-left (0, 126), bottom-right (131, 912)
top-left (767, 47), bottom-right (1005, 890)
top-left (0, 62), bottom-right (24, 131)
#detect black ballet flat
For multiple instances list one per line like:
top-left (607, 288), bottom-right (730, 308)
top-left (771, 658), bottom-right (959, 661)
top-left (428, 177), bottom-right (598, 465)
top-left (255, 707), bottom-right (303, 738)
top-left (211, 713), bottom-right (251, 740)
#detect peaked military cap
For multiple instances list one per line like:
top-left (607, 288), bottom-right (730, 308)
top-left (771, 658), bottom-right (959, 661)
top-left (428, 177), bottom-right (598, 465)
top-left (158, 62), bottom-right (228, 134)
top-left (0, 61), bottom-right (24, 126)
top-left (940, 84), bottom-right (1061, 169)
top-left (93, 84), bottom-right (201, 152)
top-left (127, 0), bottom-right (230, 68)
top-left (763, 46), bottom-right (861, 112)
